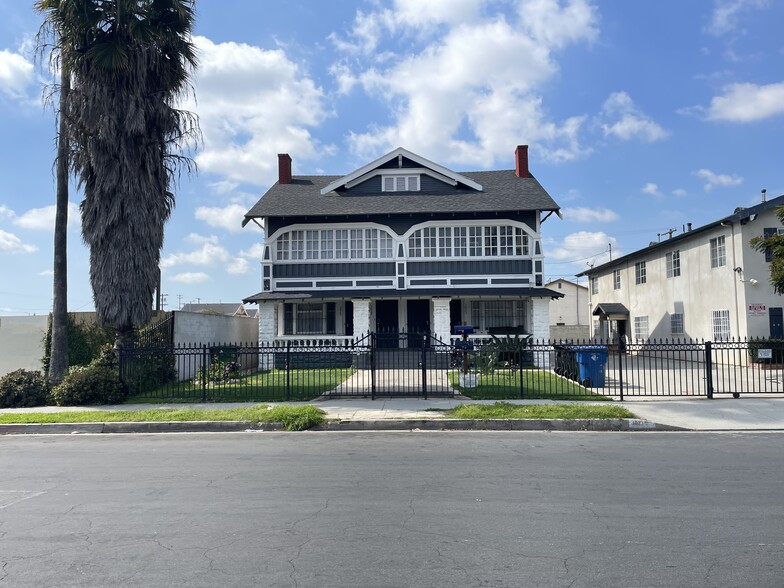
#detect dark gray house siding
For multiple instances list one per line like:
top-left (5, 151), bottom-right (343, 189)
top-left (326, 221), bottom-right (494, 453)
top-left (407, 259), bottom-right (532, 276)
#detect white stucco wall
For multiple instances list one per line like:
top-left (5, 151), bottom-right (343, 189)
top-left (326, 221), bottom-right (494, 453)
top-left (546, 280), bottom-right (589, 326)
top-left (0, 315), bottom-right (49, 376)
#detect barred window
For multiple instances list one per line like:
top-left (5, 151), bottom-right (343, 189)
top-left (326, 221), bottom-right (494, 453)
top-left (712, 309), bottom-right (730, 340)
top-left (283, 302), bottom-right (336, 335)
top-left (670, 313), bottom-right (684, 335)
top-left (634, 316), bottom-right (649, 340)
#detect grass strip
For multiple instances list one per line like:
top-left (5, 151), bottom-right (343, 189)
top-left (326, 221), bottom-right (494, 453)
top-left (443, 401), bottom-right (635, 420)
top-left (0, 404), bottom-right (326, 431)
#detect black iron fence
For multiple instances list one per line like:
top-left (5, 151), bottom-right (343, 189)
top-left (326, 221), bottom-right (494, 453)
top-left (118, 335), bottom-right (784, 402)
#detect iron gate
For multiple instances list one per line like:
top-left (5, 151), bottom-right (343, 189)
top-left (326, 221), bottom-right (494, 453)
top-left (330, 331), bottom-right (455, 398)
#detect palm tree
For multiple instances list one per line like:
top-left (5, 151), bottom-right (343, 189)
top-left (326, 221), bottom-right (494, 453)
top-left (36, 0), bottom-right (199, 349)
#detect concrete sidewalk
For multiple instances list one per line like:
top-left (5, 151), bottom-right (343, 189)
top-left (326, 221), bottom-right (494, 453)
top-left (1, 396), bottom-right (783, 431)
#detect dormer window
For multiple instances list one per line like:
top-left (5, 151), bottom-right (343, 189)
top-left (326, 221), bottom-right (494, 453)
top-left (382, 175), bottom-right (419, 192)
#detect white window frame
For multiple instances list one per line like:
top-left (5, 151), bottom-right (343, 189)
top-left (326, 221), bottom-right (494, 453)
top-left (634, 316), bottom-right (649, 340)
top-left (710, 236), bottom-right (726, 268)
top-left (666, 250), bottom-right (681, 278)
top-left (635, 261), bottom-right (646, 285)
top-left (712, 309), bottom-right (731, 340)
top-left (670, 313), bottom-right (684, 336)
top-left (382, 175), bottom-right (420, 192)
top-left (613, 269), bottom-right (621, 290)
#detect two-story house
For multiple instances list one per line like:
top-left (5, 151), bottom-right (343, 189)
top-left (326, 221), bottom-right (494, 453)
top-left (242, 146), bottom-right (562, 350)
top-left (579, 193), bottom-right (784, 342)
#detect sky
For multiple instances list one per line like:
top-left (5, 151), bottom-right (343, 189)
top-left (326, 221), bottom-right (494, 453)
top-left (0, 0), bottom-right (782, 316)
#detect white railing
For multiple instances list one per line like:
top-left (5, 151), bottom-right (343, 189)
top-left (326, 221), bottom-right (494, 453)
top-left (271, 335), bottom-right (359, 348)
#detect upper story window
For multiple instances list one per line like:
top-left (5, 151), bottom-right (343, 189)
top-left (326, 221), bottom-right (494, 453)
top-left (613, 269), bottom-right (621, 290)
top-left (711, 309), bottom-right (730, 340)
top-left (590, 277), bottom-right (598, 295)
top-left (710, 236), bottom-right (726, 268)
top-left (382, 175), bottom-right (419, 192)
top-left (666, 250), bottom-right (681, 278)
top-left (408, 224), bottom-right (529, 259)
top-left (276, 227), bottom-right (394, 261)
top-left (635, 261), bottom-right (647, 285)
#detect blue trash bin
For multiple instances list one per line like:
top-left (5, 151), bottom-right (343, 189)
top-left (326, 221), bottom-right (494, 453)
top-left (574, 345), bottom-right (608, 388)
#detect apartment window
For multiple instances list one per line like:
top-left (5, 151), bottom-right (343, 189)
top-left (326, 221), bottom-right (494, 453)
top-left (710, 236), bottom-right (726, 268)
top-left (290, 230), bottom-right (304, 260)
top-left (335, 230), bottom-right (349, 259)
top-left (320, 230), bottom-right (334, 260)
top-left (613, 269), bottom-right (621, 290)
top-left (499, 226), bottom-right (514, 256)
top-left (380, 231), bottom-right (394, 258)
top-left (350, 229), bottom-right (363, 259)
top-left (438, 227), bottom-right (452, 257)
top-left (454, 227), bottom-right (467, 257)
top-left (283, 302), bottom-right (336, 335)
top-left (470, 300), bottom-right (527, 331)
top-left (666, 250), bottom-right (681, 278)
top-left (422, 227), bottom-right (437, 257)
top-left (590, 277), bottom-right (598, 295)
top-left (382, 175), bottom-right (420, 192)
top-left (276, 232), bottom-right (290, 261)
top-left (635, 261), bottom-right (646, 285)
top-left (305, 230), bottom-right (319, 260)
top-left (670, 313), bottom-right (684, 336)
top-left (516, 228), bottom-right (529, 256)
top-left (468, 226), bottom-right (483, 256)
top-left (712, 309), bottom-right (731, 340)
top-left (634, 316), bottom-right (649, 340)
top-left (484, 226), bottom-right (499, 256)
top-left (364, 229), bottom-right (378, 259)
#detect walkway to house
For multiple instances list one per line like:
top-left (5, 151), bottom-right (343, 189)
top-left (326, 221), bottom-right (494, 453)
top-left (330, 368), bottom-right (455, 397)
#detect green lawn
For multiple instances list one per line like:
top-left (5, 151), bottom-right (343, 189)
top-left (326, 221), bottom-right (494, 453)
top-left (126, 368), bottom-right (355, 403)
top-left (0, 404), bottom-right (326, 431)
top-left (443, 401), bottom-right (634, 420)
top-left (450, 369), bottom-right (612, 401)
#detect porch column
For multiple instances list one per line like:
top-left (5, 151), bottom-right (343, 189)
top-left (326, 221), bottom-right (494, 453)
top-left (258, 302), bottom-right (277, 370)
top-left (352, 299), bottom-right (371, 339)
top-left (432, 297), bottom-right (451, 345)
top-left (531, 297), bottom-right (551, 368)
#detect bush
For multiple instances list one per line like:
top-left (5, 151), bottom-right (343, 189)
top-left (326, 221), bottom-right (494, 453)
top-left (51, 345), bottom-right (127, 406)
top-left (41, 314), bottom-right (115, 374)
top-left (0, 369), bottom-right (50, 408)
top-left (748, 338), bottom-right (784, 363)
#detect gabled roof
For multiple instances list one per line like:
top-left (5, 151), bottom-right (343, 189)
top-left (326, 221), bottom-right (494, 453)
top-left (578, 193), bottom-right (784, 277)
top-left (320, 147), bottom-right (483, 194)
top-left (243, 171), bottom-right (560, 224)
top-left (592, 303), bottom-right (630, 318)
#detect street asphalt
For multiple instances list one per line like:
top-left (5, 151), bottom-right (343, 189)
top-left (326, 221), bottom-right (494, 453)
top-left (0, 395), bottom-right (783, 433)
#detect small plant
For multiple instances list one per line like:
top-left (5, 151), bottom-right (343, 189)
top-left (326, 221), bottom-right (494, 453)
top-left (0, 369), bottom-right (51, 408)
top-left (193, 349), bottom-right (241, 386)
top-left (51, 345), bottom-right (127, 406)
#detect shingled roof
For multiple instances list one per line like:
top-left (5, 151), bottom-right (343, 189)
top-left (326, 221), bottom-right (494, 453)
top-left (244, 164), bottom-right (559, 223)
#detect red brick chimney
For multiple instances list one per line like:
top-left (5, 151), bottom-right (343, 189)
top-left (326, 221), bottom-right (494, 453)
top-left (278, 153), bottom-right (292, 184)
top-left (515, 145), bottom-right (529, 178)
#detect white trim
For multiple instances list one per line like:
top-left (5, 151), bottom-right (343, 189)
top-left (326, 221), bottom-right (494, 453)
top-left (345, 167), bottom-right (457, 190)
top-left (320, 147), bottom-right (483, 195)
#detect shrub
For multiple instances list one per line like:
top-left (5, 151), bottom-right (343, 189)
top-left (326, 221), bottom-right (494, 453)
top-left (41, 314), bottom-right (115, 374)
top-left (51, 345), bottom-right (127, 406)
top-left (0, 369), bottom-right (50, 408)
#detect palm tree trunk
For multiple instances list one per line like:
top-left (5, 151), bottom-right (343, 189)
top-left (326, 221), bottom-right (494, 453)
top-left (48, 68), bottom-right (70, 385)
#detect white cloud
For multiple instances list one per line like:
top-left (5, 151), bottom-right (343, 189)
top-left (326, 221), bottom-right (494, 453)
top-left (562, 207), bottom-right (619, 222)
top-left (227, 258), bottom-right (252, 275)
top-left (705, 82), bottom-right (784, 122)
top-left (599, 92), bottom-right (668, 142)
top-left (195, 203), bottom-right (253, 233)
top-left (706, 0), bottom-right (768, 36)
top-left (12, 202), bottom-right (81, 231)
top-left (239, 243), bottom-right (265, 259)
top-left (547, 231), bottom-right (617, 268)
top-left (642, 183), bottom-right (663, 197)
top-left (188, 36), bottom-right (332, 186)
top-left (0, 204), bottom-right (15, 219)
top-left (336, 1), bottom-right (599, 167)
top-left (672, 188), bottom-right (687, 197)
top-left (0, 49), bottom-right (34, 99)
top-left (170, 272), bottom-right (210, 284)
top-left (694, 168), bottom-right (743, 191)
top-left (161, 236), bottom-right (231, 268)
top-left (0, 229), bottom-right (38, 253)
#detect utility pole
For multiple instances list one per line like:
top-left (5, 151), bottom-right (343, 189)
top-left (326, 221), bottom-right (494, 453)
top-left (177, 294), bottom-right (183, 310)
top-left (608, 243), bottom-right (612, 261)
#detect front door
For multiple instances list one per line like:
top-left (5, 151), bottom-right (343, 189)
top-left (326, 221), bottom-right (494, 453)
top-left (407, 299), bottom-right (430, 347)
top-left (376, 300), bottom-right (399, 348)
top-left (770, 307), bottom-right (783, 339)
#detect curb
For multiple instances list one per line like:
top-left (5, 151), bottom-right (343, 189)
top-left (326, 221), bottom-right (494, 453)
top-left (0, 418), bottom-right (681, 435)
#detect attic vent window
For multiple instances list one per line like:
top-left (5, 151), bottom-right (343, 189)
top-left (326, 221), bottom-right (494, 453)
top-left (382, 175), bottom-right (419, 192)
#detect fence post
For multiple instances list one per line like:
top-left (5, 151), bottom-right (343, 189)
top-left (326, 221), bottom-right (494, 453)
top-left (705, 341), bottom-right (714, 399)
top-left (370, 332), bottom-right (376, 400)
top-left (519, 338), bottom-right (524, 399)
top-left (422, 334), bottom-right (428, 400)
top-left (617, 334), bottom-right (624, 401)
top-left (201, 344), bottom-right (208, 403)
top-left (286, 340), bottom-right (291, 401)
